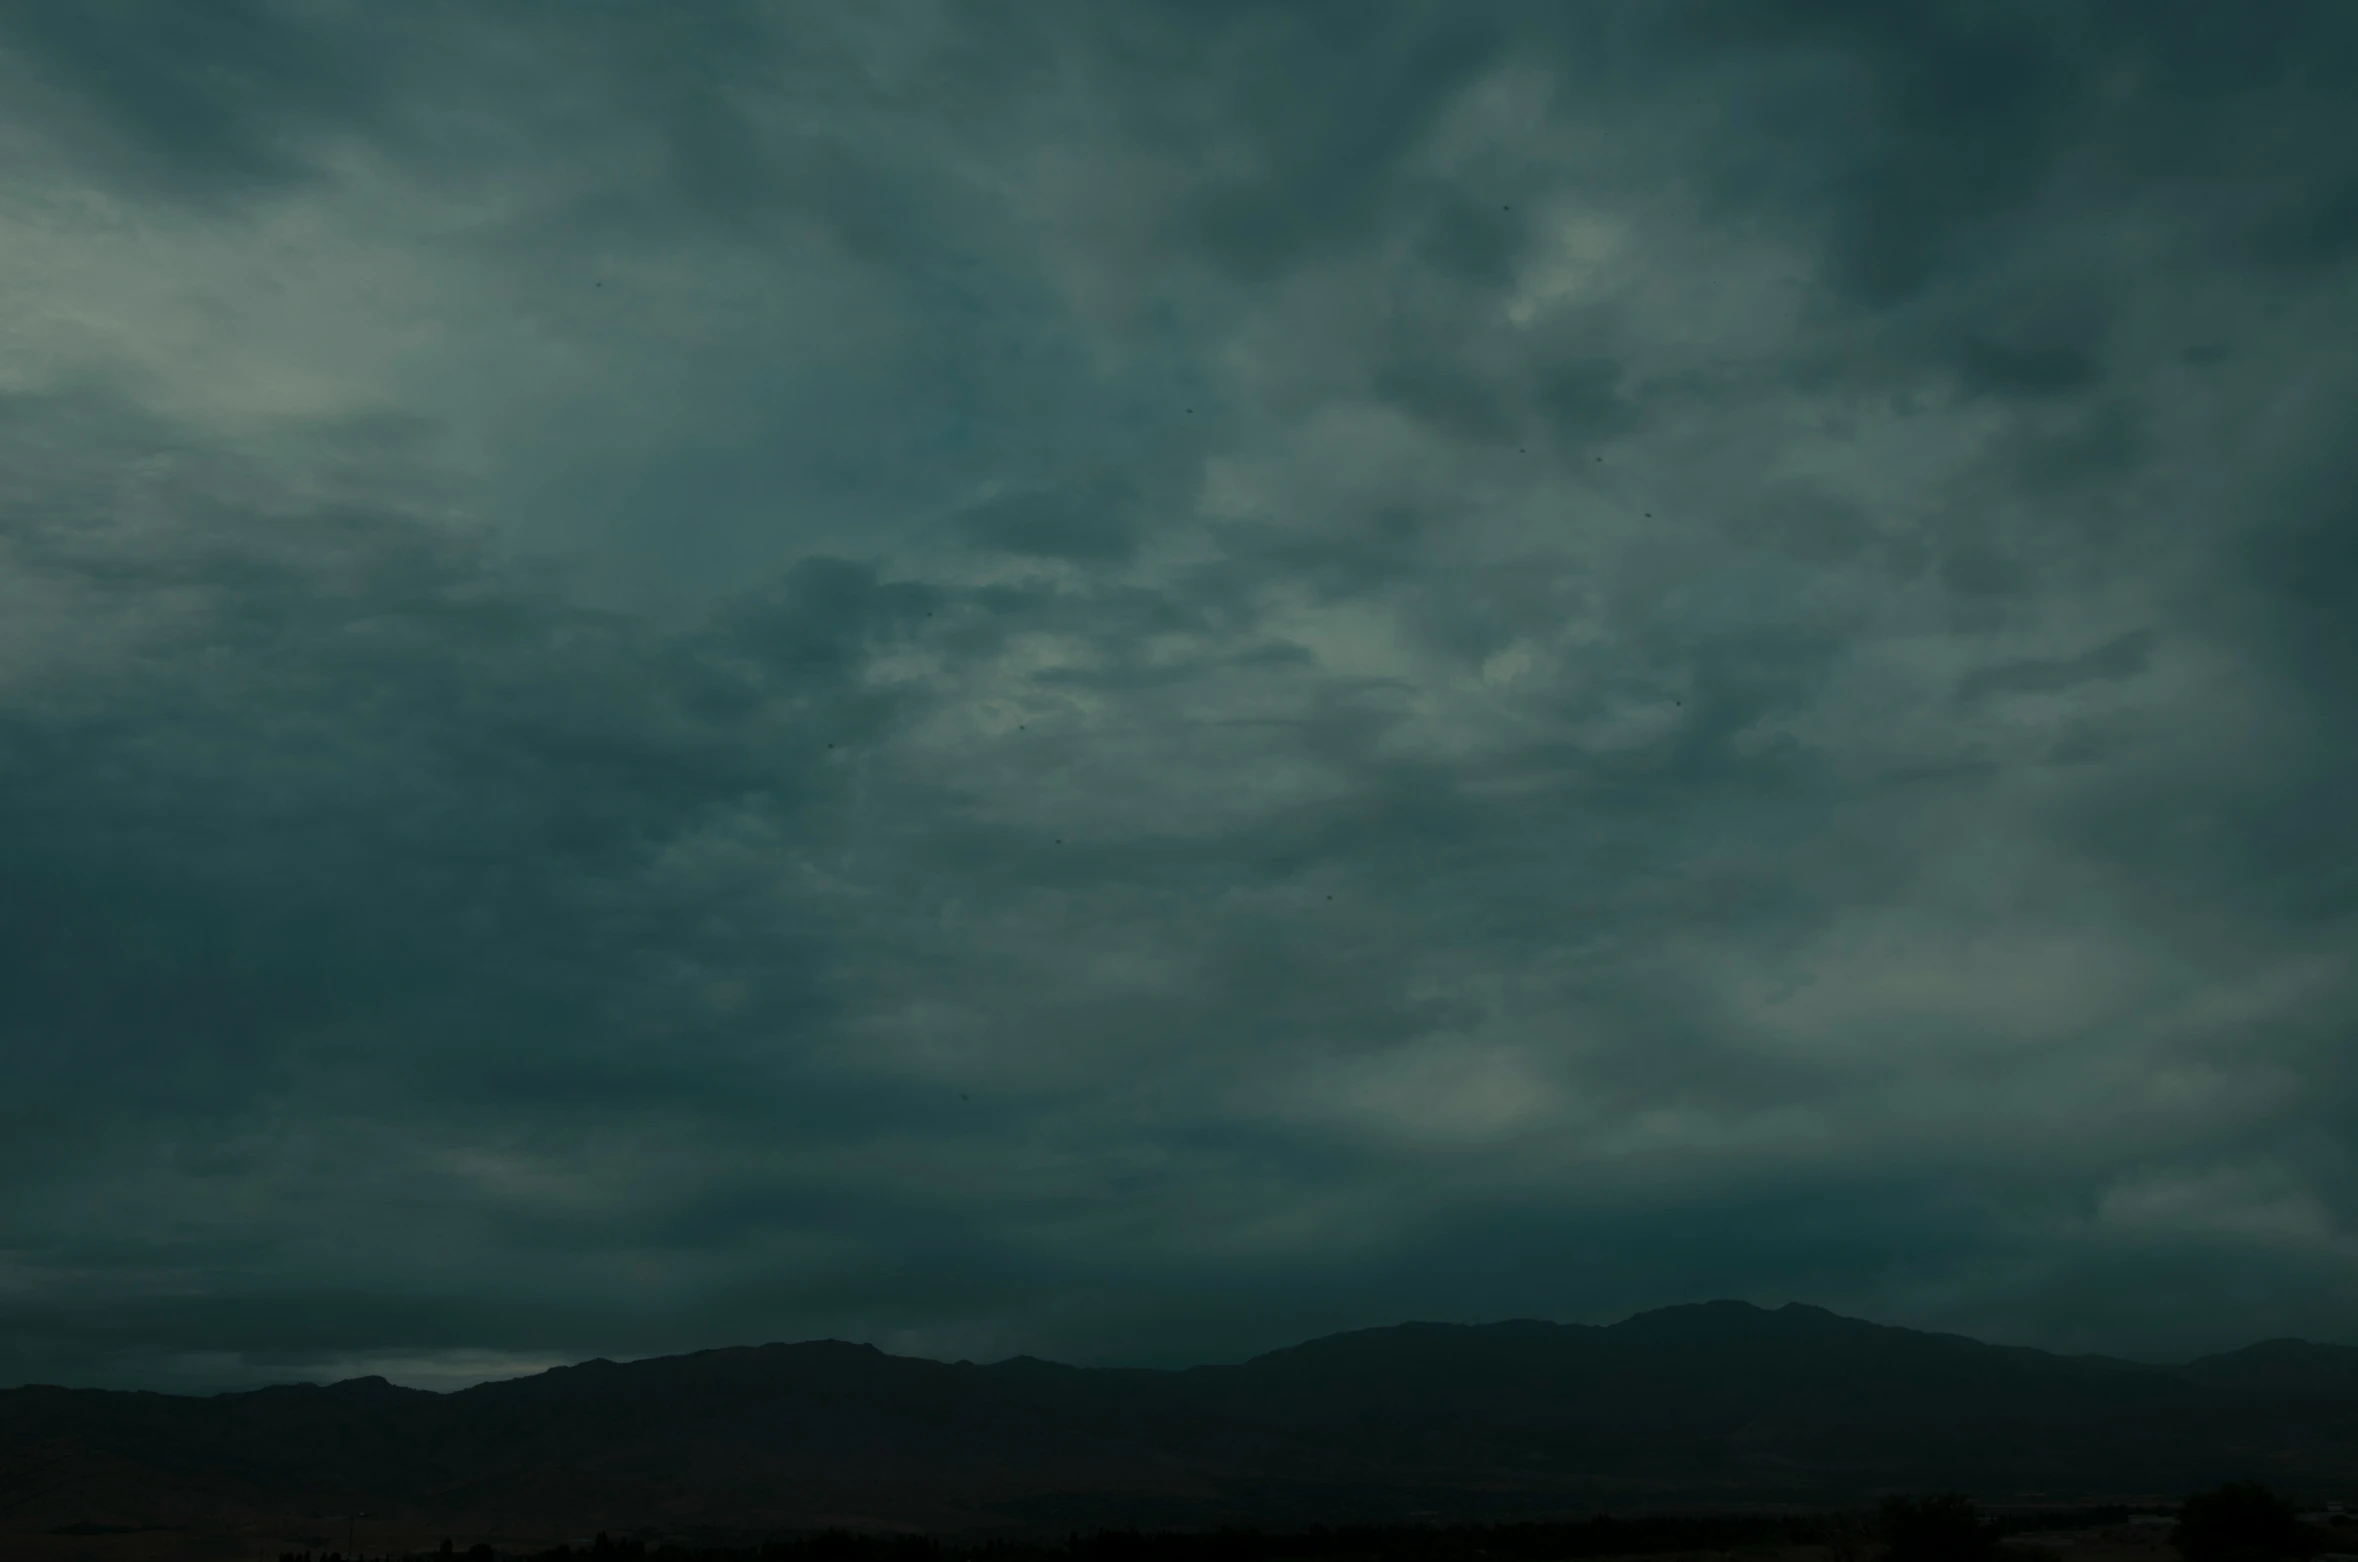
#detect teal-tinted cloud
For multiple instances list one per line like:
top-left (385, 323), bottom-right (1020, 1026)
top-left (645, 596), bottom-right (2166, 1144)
top-left (0, 0), bottom-right (2352, 1393)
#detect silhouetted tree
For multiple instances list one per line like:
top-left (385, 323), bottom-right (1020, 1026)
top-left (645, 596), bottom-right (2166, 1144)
top-left (2175, 1483), bottom-right (2326, 1562)
top-left (1881, 1494), bottom-right (2000, 1562)
top-left (1826, 1511), bottom-right (1874, 1562)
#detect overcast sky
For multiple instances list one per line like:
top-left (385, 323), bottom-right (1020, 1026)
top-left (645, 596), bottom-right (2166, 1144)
top-left (3, 0), bottom-right (2355, 1394)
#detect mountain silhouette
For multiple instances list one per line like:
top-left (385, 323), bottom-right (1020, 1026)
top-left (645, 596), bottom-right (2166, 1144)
top-left (5, 1302), bottom-right (2356, 1544)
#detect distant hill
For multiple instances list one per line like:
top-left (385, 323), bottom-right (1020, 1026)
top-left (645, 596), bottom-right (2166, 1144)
top-left (2176, 1338), bottom-right (2358, 1397)
top-left (4, 1301), bottom-right (2356, 1546)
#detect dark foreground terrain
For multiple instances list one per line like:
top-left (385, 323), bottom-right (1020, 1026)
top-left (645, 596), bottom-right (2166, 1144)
top-left (4, 1302), bottom-right (2356, 1556)
top-left (0, 1506), bottom-right (2263, 1562)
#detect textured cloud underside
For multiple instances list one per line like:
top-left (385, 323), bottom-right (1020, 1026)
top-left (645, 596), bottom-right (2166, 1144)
top-left (0, 0), bottom-right (2354, 1390)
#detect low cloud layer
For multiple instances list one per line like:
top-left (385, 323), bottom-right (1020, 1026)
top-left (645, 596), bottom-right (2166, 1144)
top-left (2, 0), bottom-right (2354, 1392)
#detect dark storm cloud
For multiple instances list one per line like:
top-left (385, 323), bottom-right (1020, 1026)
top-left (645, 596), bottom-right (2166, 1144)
top-left (953, 478), bottom-right (1141, 563)
top-left (0, 0), bottom-right (396, 200)
top-left (0, 0), bottom-right (2354, 1392)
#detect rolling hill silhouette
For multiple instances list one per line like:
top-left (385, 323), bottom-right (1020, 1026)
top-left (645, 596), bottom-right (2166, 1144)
top-left (5, 1302), bottom-right (2356, 1542)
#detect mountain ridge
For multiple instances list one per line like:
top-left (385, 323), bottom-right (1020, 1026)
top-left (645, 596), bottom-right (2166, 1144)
top-left (5, 1301), bottom-right (2355, 1542)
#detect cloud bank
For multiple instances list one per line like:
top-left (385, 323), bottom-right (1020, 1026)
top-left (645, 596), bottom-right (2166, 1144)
top-left (1, 0), bottom-right (2354, 1390)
